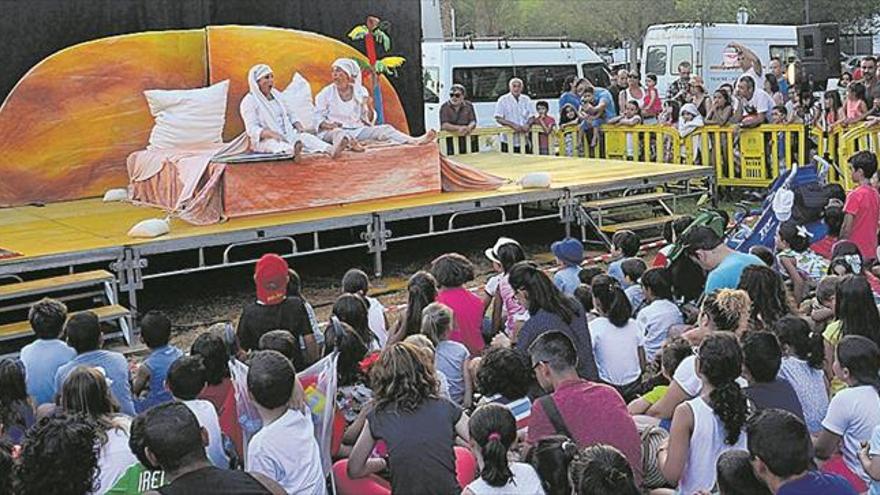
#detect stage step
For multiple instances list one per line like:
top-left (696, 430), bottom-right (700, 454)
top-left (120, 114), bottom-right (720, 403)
top-left (582, 192), bottom-right (674, 210)
top-left (0, 304), bottom-right (130, 341)
top-left (599, 215), bottom-right (682, 234)
top-left (0, 270), bottom-right (114, 301)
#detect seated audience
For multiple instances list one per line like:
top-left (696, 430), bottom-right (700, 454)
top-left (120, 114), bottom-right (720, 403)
top-left (404, 334), bottom-right (452, 399)
top-left (55, 311), bottom-right (135, 416)
top-left (589, 275), bottom-right (645, 402)
top-left (657, 332), bottom-right (747, 494)
top-left (573, 284), bottom-right (596, 322)
top-left (464, 404), bottom-right (544, 494)
top-left (621, 257), bottom-right (647, 312)
top-left (15, 414), bottom-right (101, 495)
top-left (0, 439), bottom-right (12, 494)
top-left (236, 254), bottom-right (317, 369)
top-left (166, 355), bottom-right (229, 469)
top-left (823, 275), bottom-right (880, 386)
top-left (569, 444), bottom-right (641, 495)
top-left (387, 271), bottom-right (437, 344)
top-left (750, 409), bottom-right (856, 494)
top-left (475, 347), bottom-right (533, 436)
top-left (133, 402), bottom-right (284, 493)
top-left (191, 329), bottom-right (244, 458)
top-left (800, 275), bottom-right (838, 335)
top-left (422, 302), bottom-right (472, 407)
top-left (680, 225), bottom-right (764, 294)
top-left (637, 267), bottom-right (683, 361)
top-left (133, 311), bottom-right (184, 413)
top-left (777, 219), bottom-right (830, 303)
top-left (483, 237), bottom-right (529, 337)
top-left (431, 253), bottom-right (485, 355)
top-left (526, 331), bottom-right (642, 482)
top-left (0, 358), bottom-right (34, 444)
top-left (288, 269), bottom-right (324, 348)
top-left (741, 331), bottom-right (806, 420)
top-left (342, 268), bottom-right (389, 348)
top-left (19, 297), bottom-right (74, 406)
top-left (332, 293), bottom-right (377, 351)
top-left (608, 230), bottom-right (640, 284)
top-left (653, 216), bottom-right (693, 268)
top-left (246, 350), bottom-right (326, 494)
top-left (774, 315), bottom-right (830, 435)
top-left (737, 263), bottom-right (794, 331)
top-left (524, 436), bottom-right (578, 495)
top-left (551, 237), bottom-right (584, 296)
top-left (628, 337), bottom-right (692, 415)
top-left (715, 449), bottom-right (772, 495)
top-left (324, 319), bottom-right (371, 457)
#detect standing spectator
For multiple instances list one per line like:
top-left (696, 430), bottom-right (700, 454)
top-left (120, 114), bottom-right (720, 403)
top-left (858, 56), bottom-right (880, 107)
top-left (643, 73), bottom-right (662, 122)
top-left (559, 75), bottom-right (585, 114)
top-left (729, 42), bottom-right (765, 89)
top-left (678, 225), bottom-right (764, 294)
top-left (439, 83), bottom-right (477, 154)
top-left (387, 271), bottom-right (437, 345)
top-left (842, 82), bottom-right (869, 126)
top-left (774, 315), bottom-right (830, 435)
top-left (706, 91), bottom-right (734, 125)
top-left (15, 414), bottom-right (102, 495)
top-left (0, 359), bottom-right (34, 444)
top-left (689, 78), bottom-right (711, 116)
top-left (765, 73), bottom-right (785, 106)
top-left (769, 56), bottom-right (790, 98)
top-left (246, 351), bottom-right (325, 494)
top-left (167, 356), bottom-right (229, 469)
top-left (55, 311), bottom-right (135, 416)
top-left (133, 402), bottom-right (284, 494)
top-left (608, 69), bottom-right (628, 109)
top-left (589, 275), bottom-right (645, 402)
top-left (823, 90), bottom-right (846, 130)
top-left (617, 72), bottom-right (644, 118)
top-left (841, 151), bottom-right (880, 263)
top-left (236, 254), bottom-right (318, 370)
top-left (191, 329), bottom-right (244, 459)
top-left (526, 331), bottom-right (642, 482)
top-left (637, 267), bottom-right (684, 362)
top-left (749, 409), bottom-right (856, 495)
top-left (657, 332), bottom-right (748, 494)
top-left (551, 237), bottom-right (583, 296)
top-left (61, 366), bottom-right (139, 493)
top-left (534, 100), bottom-right (556, 155)
top-left (579, 79), bottom-right (617, 148)
top-left (502, 261), bottom-right (599, 381)
top-left (19, 297), bottom-right (74, 406)
top-left (733, 75), bottom-right (774, 127)
top-left (132, 311), bottom-right (184, 413)
top-left (667, 61), bottom-right (692, 104)
top-left (740, 332), bottom-right (805, 420)
top-left (342, 268), bottom-right (389, 349)
top-left (494, 78), bottom-right (534, 153)
top-left (431, 253), bottom-right (484, 355)
top-left (422, 302), bottom-right (473, 408)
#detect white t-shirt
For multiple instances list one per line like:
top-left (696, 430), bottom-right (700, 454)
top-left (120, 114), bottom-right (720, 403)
top-left (91, 418), bottom-right (138, 495)
top-left (589, 317), bottom-right (644, 386)
top-left (822, 385), bottom-right (880, 483)
top-left (184, 399), bottom-right (229, 469)
top-left (314, 84), bottom-right (369, 130)
top-left (748, 88), bottom-right (775, 118)
top-left (365, 296), bottom-right (388, 348)
top-left (674, 355), bottom-right (747, 397)
top-left (494, 92), bottom-right (534, 145)
top-left (636, 299), bottom-right (683, 361)
top-left (465, 462), bottom-right (546, 494)
top-left (247, 409), bottom-right (326, 494)
top-left (737, 67), bottom-right (765, 92)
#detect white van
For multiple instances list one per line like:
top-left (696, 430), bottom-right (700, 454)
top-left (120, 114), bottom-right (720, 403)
top-left (422, 40), bottom-right (610, 130)
top-left (641, 23), bottom-right (798, 95)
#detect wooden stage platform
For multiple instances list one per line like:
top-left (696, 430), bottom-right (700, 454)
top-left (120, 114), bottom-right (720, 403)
top-left (0, 153), bottom-right (713, 318)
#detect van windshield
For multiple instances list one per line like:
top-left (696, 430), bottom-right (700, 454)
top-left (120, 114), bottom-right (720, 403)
top-left (452, 65), bottom-right (577, 102)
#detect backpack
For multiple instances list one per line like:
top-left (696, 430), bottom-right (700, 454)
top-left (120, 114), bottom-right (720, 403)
top-left (792, 182), bottom-right (829, 224)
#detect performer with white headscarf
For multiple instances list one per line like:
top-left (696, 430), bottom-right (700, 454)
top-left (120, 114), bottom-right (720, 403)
top-left (314, 58), bottom-right (436, 147)
top-left (240, 64), bottom-right (345, 158)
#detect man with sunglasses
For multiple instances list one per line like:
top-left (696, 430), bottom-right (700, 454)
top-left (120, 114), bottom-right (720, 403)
top-left (439, 83), bottom-right (477, 154)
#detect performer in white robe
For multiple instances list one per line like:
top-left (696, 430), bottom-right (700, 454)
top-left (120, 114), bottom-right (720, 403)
top-left (240, 64), bottom-right (346, 159)
top-left (314, 58), bottom-right (436, 147)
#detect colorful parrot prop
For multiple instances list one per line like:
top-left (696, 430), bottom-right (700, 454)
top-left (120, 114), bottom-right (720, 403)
top-left (348, 16), bottom-right (405, 124)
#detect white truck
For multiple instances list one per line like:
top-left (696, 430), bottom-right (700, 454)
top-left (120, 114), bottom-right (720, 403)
top-left (641, 23), bottom-right (798, 95)
top-left (422, 40), bottom-right (610, 130)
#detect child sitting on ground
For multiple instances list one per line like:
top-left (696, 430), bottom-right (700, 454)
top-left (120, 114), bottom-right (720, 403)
top-left (621, 258), bottom-right (647, 314)
top-left (636, 267), bottom-right (684, 361)
top-left (590, 275), bottom-right (646, 402)
top-left (568, 444), bottom-right (641, 495)
top-left (404, 334), bottom-right (451, 399)
top-left (534, 100), bottom-right (556, 155)
top-left (551, 237), bottom-right (584, 296)
top-left (777, 219), bottom-right (829, 303)
top-left (483, 237), bottom-right (529, 339)
top-left (627, 336), bottom-right (692, 415)
top-left (607, 230), bottom-right (640, 285)
top-left (246, 350), bottom-right (326, 494)
top-left (715, 450), bottom-right (773, 495)
top-left (811, 202), bottom-right (845, 259)
top-left (342, 268), bottom-right (389, 349)
top-left (749, 245), bottom-right (776, 269)
top-left (132, 311), bottom-right (183, 413)
top-left (422, 302), bottom-right (473, 408)
top-left (798, 275), bottom-right (839, 334)
top-left (573, 284), bottom-right (597, 322)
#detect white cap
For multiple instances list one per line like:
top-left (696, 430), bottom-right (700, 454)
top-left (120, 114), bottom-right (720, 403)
top-left (772, 189), bottom-right (794, 222)
top-left (485, 237), bottom-right (521, 264)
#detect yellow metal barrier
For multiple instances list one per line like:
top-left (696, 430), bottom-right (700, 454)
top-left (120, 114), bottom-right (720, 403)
top-left (601, 125), bottom-right (682, 164)
top-left (837, 124), bottom-right (880, 190)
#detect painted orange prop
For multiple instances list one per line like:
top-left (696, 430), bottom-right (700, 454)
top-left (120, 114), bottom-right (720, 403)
top-left (0, 26), bottom-right (409, 207)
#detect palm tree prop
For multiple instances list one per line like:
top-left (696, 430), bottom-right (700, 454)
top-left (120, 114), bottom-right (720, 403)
top-left (348, 16), bottom-right (406, 124)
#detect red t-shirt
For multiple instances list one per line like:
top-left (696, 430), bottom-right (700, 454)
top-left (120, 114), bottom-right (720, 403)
top-left (810, 235), bottom-right (837, 259)
top-left (436, 287), bottom-right (485, 355)
top-left (527, 378), bottom-right (643, 483)
top-left (199, 378), bottom-right (243, 458)
top-left (843, 184), bottom-right (880, 262)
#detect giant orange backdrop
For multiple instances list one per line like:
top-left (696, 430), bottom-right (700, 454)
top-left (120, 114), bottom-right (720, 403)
top-left (0, 26), bottom-right (409, 206)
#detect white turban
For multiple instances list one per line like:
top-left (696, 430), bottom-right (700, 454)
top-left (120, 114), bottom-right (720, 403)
top-left (332, 58), bottom-right (366, 104)
top-left (246, 63), bottom-right (296, 142)
top-left (678, 102), bottom-right (704, 137)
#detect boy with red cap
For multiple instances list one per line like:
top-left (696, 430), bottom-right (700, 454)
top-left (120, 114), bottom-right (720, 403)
top-left (236, 254), bottom-right (318, 369)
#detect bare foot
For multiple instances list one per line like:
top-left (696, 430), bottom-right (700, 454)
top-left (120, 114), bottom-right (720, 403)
top-left (331, 137), bottom-right (347, 159)
top-left (292, 141), bottom-right (304, 162)
top-left (349, 139), bottom-right (365, 152)
top-left (416, 129), bottom-right (438, 145)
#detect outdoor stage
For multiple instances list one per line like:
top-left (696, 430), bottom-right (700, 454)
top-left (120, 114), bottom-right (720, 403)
top-left (0, 152), bottom-right (713, 318)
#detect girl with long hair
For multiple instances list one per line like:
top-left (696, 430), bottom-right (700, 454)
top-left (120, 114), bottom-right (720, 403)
top-left (776, 219), bottom-right (830, 303)
top-left (484, 238), bottom-right (529, 338)
top-left (589, 275), bottom-right (646, 402)
top-left (463, 404), bottom-right (543, 494)
top-left (736, 264), bottom-right (793, 331)
top-left (824, 275), bottom-right (880, 387)
top-left (822, 89), bottom-right (845, 131)
top-left (332, 293), bottom-right (376, 350)
top-left (328, 318), bottom-right (372, 458)
top-left (388, 271), bottom-right (438, 345)
top-left (658, 332), bottom-right (748, 494)
top-left (342, 342), bottom-right (473, 495)
top-left (774, 315), bottom-right (829, 434)
top-left (0, 359), bottom-right (34, 444)
top-left (524, 436), bottom-right (579, 495)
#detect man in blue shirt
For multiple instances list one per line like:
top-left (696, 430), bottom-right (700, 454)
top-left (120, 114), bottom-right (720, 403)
top-left (55, 311), bottom-right (135, 415)
top-left (748, 409), bottom-right (856, 495)
top-left (680, 225), bottom-right (764, 294)
top-left (19, 298), bottom-right (76, 406)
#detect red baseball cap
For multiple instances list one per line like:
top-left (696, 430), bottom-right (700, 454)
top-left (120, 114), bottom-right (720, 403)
top-left (254, 254), bottom-right (289, 305)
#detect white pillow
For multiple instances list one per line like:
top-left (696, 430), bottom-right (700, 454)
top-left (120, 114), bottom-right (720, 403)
top-left (144, 80), bottom-right (229, 150)
top-left (102, 188), bottom-right (128, 202)
top-left (280, 73), bottom-right (316, 132)
top-left (519, 172), bottom-right (552, 189)
top-left (128, 218), bottom-right (170, 238)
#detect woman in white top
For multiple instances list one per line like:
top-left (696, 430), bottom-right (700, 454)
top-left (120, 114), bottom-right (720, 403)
top-left (314, 58), bottom-right (435, 147)
top-left (589, 275), bottom-right (645, 402)
top-left (617, 72), bottom-right (644, 117)
top-left (240, 64), bottom-right (341, 158)
top-left (61, 366), bottom-right (138, 494)
top-left (658, 332), bottom-right (748, 494)
top-left (464, 404), bottom-right (545, 495)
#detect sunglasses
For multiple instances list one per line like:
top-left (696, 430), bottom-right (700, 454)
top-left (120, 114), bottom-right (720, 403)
top-left (450, 92), bottom-right (463, 98)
